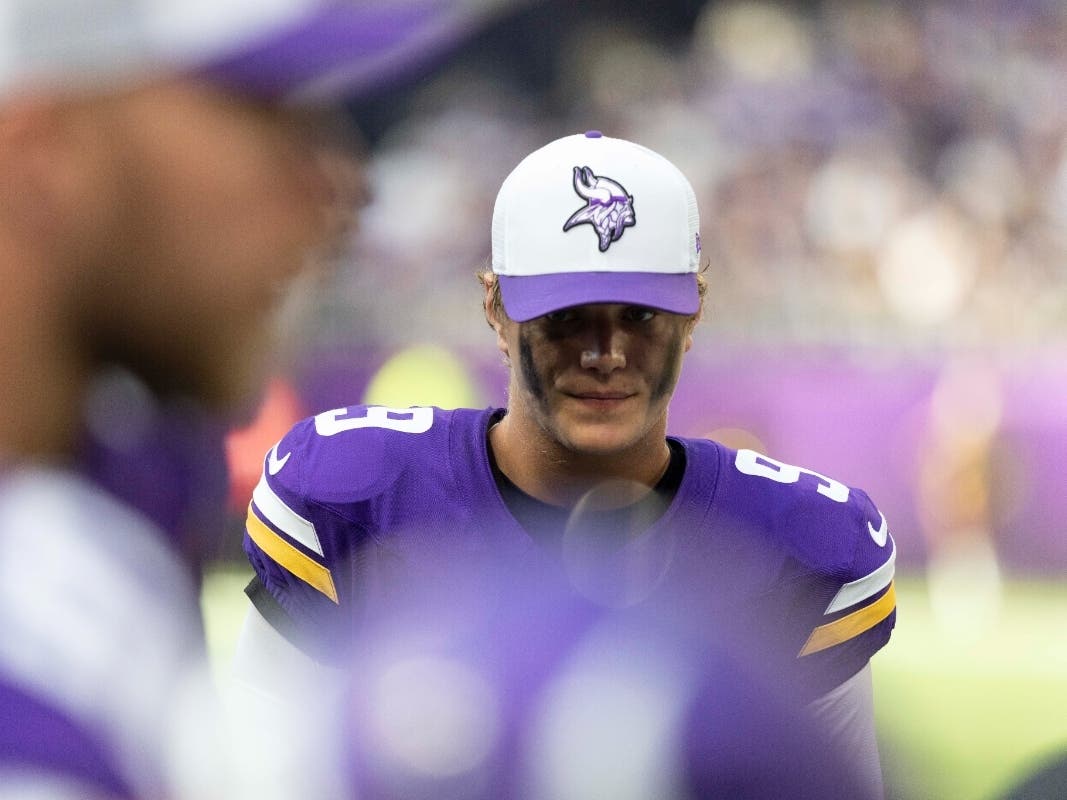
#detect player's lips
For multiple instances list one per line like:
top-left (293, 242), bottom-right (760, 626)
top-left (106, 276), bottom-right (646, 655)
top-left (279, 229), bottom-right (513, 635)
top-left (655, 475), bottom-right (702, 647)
top-left (571, 391), bottom-right (632, 399)
top-left (562, 389), bottom-right (637, 408)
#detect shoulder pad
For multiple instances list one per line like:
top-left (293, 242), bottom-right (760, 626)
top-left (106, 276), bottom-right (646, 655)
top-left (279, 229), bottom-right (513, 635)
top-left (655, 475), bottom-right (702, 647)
top-left (715, 447), bottom-right (897, 670)
top-left (723, 448), bottom-right (895, 581)
top-left (264, 405), bottom-right (442, 505)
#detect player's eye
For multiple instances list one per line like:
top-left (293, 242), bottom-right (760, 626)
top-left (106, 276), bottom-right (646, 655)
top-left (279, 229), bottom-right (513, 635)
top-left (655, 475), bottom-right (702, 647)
top-left (624, 306), bottom-right (656, 322)
top-left (543, 309), bottom-right (578, 323)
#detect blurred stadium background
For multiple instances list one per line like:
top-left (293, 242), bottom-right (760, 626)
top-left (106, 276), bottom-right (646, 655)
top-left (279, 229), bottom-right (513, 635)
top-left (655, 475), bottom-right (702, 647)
top-left (207, 2), bottom-right (1067, 798)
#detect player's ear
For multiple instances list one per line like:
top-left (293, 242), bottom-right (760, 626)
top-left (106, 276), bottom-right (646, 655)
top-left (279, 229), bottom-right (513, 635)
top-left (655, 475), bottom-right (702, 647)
top-left (478, 271), bottom-right (514, 359)
top-left (683, 311), bottom-right (701, 353)
top-left (488, 310), bottom-right (510, 360)
top-left (482, 280), bottom-right (495, 326)
top-left (482, 276), bottom-right (503, 327)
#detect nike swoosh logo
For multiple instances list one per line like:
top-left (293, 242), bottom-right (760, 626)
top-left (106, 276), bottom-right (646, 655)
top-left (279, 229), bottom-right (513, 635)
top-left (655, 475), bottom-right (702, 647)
top-left (267, 443), bottom-right (291, 476)
top-left (867, 512), bottom-right (889, 547)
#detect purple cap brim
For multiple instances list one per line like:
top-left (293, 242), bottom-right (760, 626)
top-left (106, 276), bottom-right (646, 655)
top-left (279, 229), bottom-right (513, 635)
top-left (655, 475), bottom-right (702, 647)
top-left (498, 272), bottom-right (700, 322)
top-left (200, 1), bottom-right (485, 102)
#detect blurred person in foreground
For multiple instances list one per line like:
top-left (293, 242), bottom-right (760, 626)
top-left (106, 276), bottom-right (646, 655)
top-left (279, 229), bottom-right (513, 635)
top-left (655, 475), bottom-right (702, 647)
top-left (0, 0), bottom-right (495, 797)
top-left (237, 131), bottom-right (899, 798)
top-left (335, 550), bottom-right (878, 800)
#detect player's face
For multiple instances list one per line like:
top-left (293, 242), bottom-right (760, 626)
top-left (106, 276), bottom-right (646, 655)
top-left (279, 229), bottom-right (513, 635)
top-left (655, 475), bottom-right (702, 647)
top-left (499, 303), bottom-right (695, 456)
top-left (75, 79), bottom-right (364, 415)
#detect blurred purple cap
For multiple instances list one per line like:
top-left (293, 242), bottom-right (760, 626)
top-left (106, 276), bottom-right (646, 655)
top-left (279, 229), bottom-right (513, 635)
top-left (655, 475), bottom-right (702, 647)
top-left (0, 0), bottom-right (504, 103)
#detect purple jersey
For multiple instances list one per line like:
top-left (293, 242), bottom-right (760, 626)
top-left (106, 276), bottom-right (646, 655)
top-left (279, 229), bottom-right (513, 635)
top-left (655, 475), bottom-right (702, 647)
top-left (0, 468), bottom-right (211, 797)
top-left (244, 405), bottom-right (896, 698)
top-left (0, 383), bottom-right (337, 798)
top-left (0, 675), bottom-right (133, 798)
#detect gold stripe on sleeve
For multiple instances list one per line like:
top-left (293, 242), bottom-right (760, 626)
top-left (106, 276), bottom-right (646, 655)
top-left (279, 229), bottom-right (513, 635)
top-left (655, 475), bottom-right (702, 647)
top-left (245, 504), bottom-right (339, 604)
top-left (798, 581), bottom-right (896, 657)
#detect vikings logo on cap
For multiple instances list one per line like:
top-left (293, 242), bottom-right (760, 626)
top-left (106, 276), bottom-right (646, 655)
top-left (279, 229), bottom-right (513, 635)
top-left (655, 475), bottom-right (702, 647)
top-left (562, 166), bottom-right (636, 252)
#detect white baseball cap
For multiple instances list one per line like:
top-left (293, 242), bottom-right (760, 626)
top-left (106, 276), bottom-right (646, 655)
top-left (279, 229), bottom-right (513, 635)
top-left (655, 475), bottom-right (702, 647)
top-left (491, 130), bottom-right (702, 322)
top-left (0, 0), bottom-right (500, 103)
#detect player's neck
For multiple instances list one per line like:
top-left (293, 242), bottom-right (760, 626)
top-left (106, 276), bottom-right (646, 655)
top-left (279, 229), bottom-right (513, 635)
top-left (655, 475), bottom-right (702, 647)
top-left (488, 412), bottom-right (672, 509)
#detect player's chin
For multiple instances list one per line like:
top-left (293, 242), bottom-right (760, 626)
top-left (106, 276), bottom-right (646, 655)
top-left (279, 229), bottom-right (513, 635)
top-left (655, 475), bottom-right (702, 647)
top-left (559, 392), bottom-right (643, 421)
top-left (558, 417), bottom-right (646, 456)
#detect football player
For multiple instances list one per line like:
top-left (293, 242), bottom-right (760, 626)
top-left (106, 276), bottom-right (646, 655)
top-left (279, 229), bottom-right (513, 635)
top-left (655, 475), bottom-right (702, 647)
top-left (0, 1), bottom-right (491, 797)
top-left (237, 131), bottom-right (898, 798)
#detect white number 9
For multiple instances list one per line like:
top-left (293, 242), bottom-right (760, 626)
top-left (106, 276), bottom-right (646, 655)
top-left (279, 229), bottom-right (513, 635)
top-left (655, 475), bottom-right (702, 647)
top-left (734, 449), bottom-right (850, 503)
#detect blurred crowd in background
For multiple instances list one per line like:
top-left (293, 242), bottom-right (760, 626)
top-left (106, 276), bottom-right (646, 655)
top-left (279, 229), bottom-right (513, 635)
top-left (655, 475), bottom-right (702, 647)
top-left (297, 0), bottom-right (1067, 356)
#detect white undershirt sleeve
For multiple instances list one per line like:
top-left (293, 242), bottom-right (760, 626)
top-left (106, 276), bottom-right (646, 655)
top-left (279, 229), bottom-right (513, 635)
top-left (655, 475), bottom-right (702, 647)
top-left (226, 603), bottom-right (352, 799)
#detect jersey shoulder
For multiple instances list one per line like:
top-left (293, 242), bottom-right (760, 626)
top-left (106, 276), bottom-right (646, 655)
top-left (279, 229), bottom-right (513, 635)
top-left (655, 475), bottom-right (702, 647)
top-left (242, 405), bottom-right (493, 647)
top-left (245, 403), bottom-right (483, 571)
top-left (679, 440), bottom-right (897, 686)
top-left (695, 441), bottom-right (895, 583)
top-left (264, 404), bottom-right (463, 505)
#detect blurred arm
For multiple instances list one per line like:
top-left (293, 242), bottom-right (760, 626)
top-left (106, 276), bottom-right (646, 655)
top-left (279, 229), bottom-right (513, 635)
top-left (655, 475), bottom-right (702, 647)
top-left (231, 602), bottom-right (337, 699)
top-left (228, 603), bottom-right (352, 797)
top-left (806, 663), bottom-right (884, 800)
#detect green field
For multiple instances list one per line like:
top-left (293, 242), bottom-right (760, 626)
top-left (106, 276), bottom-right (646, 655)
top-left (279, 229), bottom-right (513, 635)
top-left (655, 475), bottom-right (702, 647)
top-left (875, 574), bottom-right (1067, 800)
top-left (202, 569), bottom-right (1067, 800)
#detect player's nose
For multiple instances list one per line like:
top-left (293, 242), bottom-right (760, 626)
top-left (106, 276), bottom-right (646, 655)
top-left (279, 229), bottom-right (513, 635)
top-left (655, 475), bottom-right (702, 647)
top-left (578, 315), bottom-right (627, 373)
